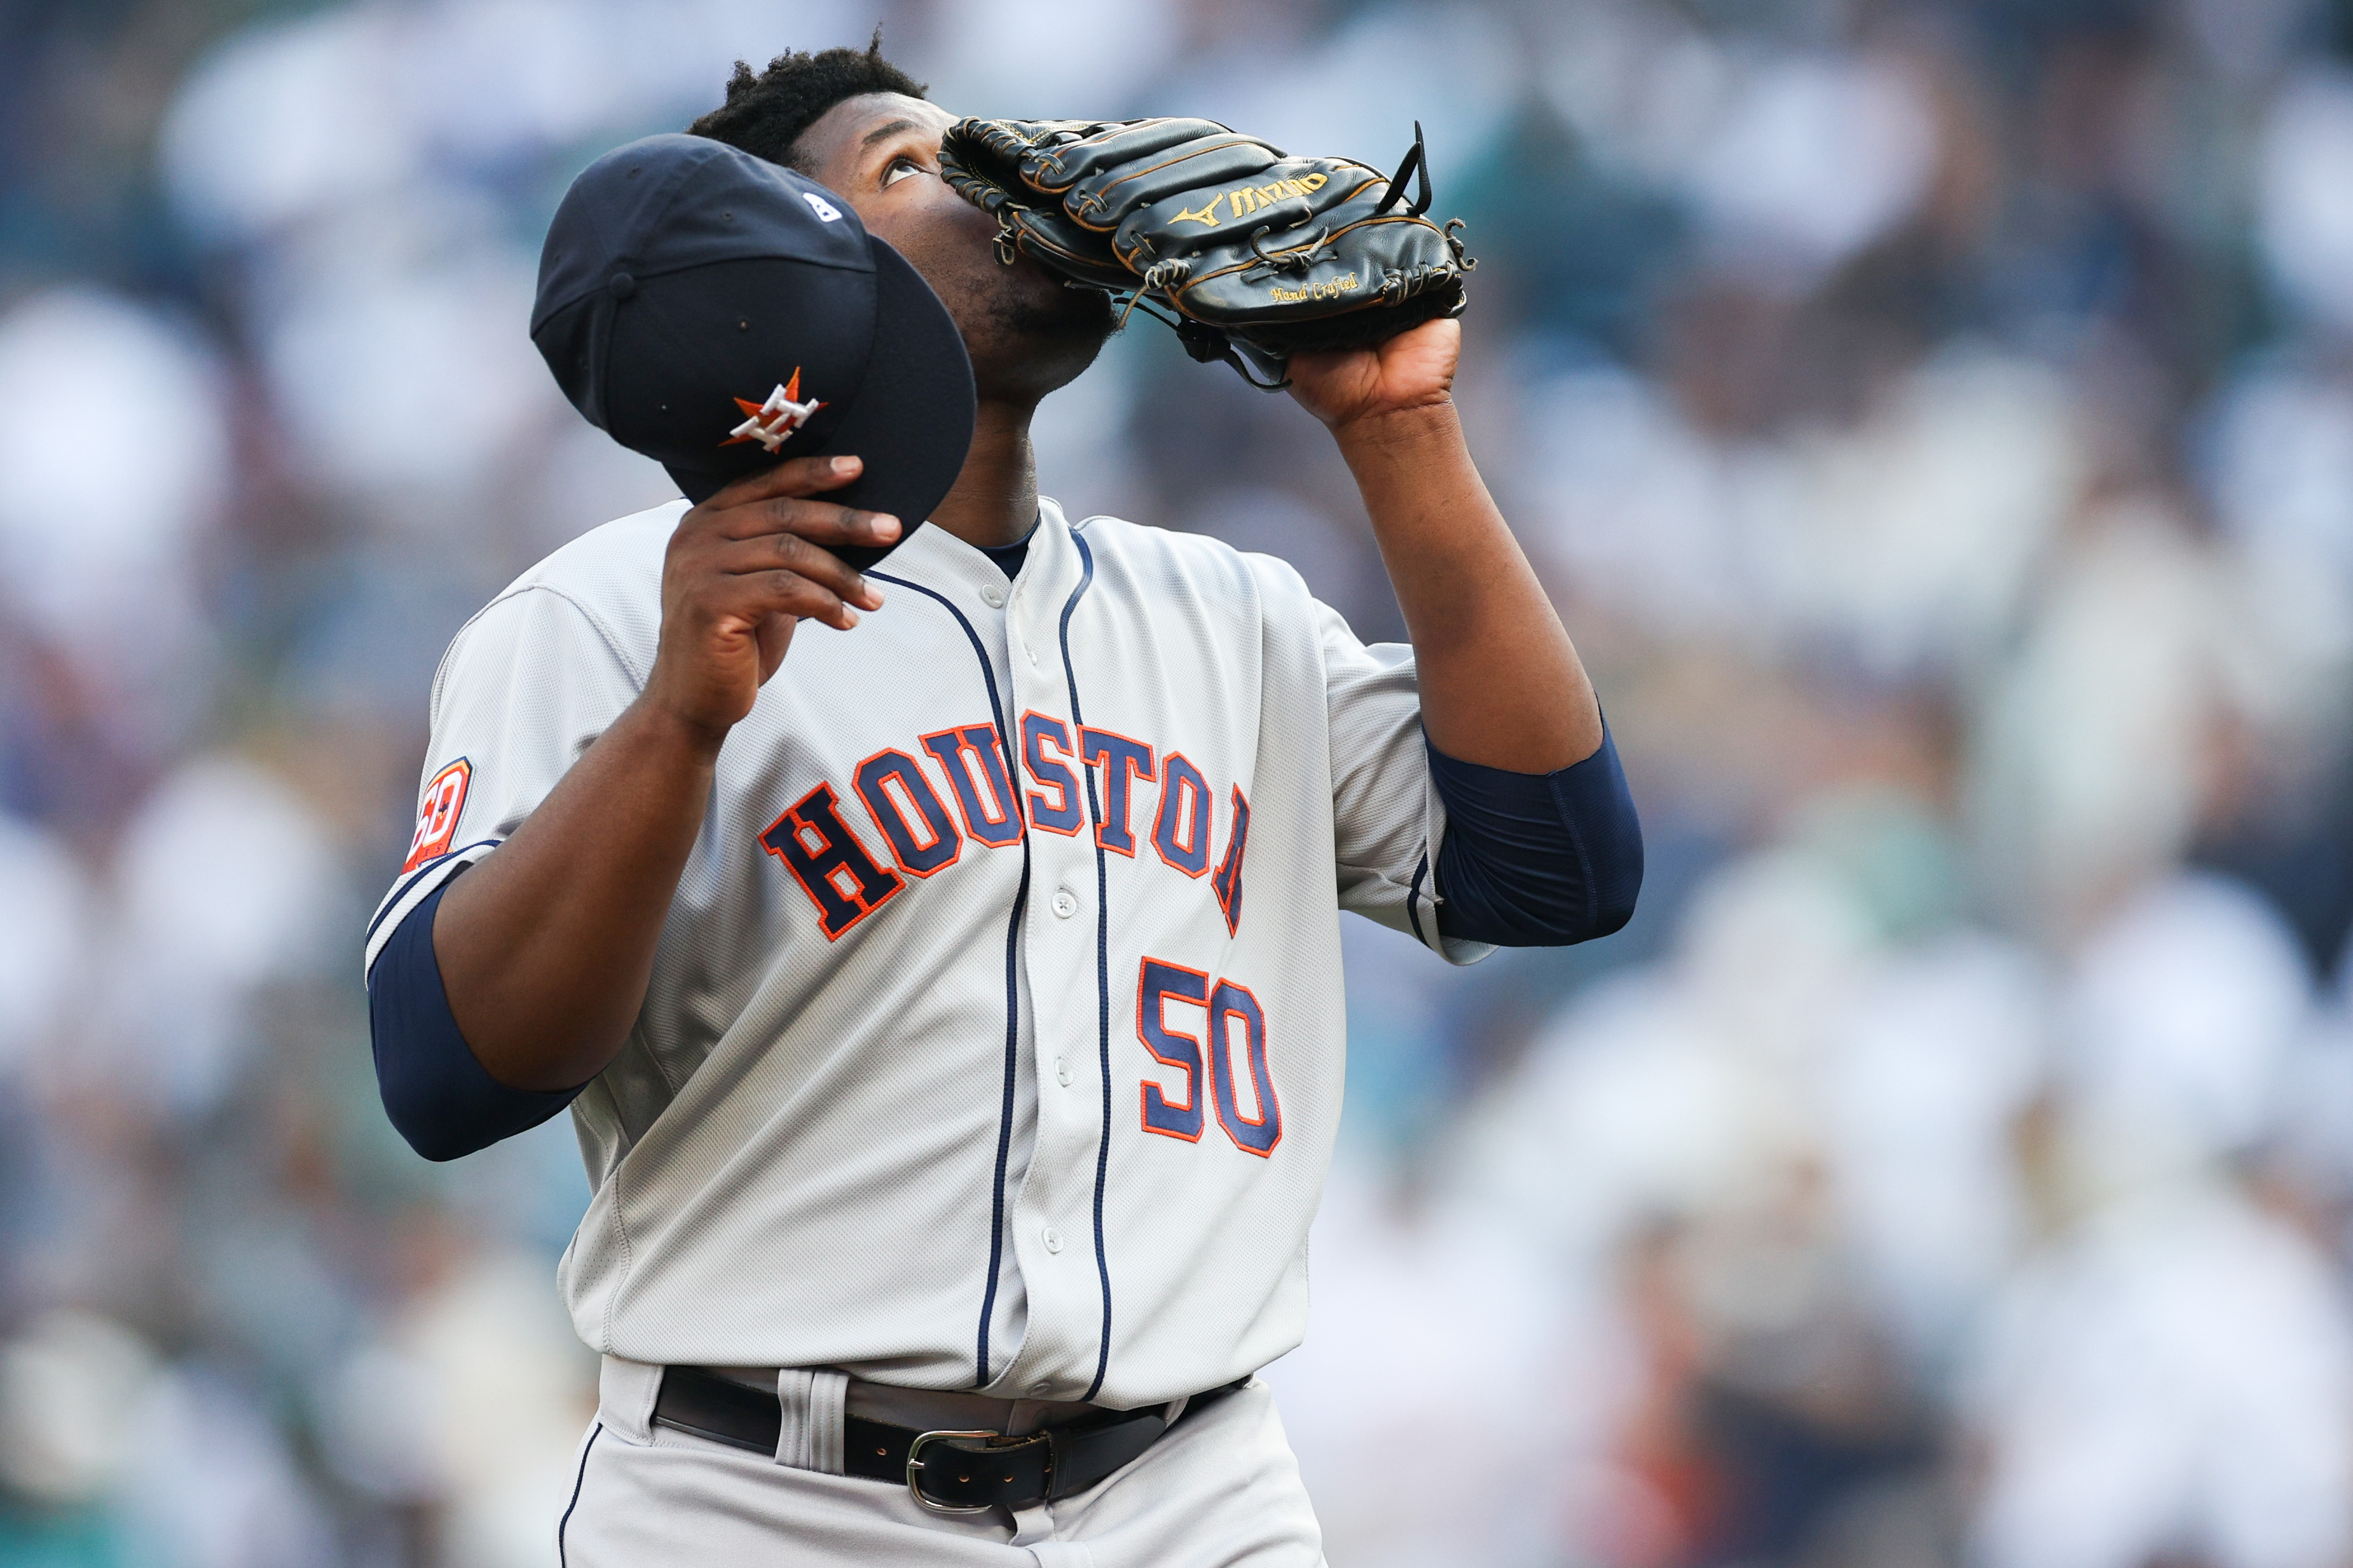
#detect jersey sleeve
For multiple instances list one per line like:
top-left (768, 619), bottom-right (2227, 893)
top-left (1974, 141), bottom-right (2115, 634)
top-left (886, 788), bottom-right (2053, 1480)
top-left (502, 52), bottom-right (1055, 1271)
top-left (1317, 598), bottom-right (1498, 967)
top-left (361, 585), bottom-right (644, 980)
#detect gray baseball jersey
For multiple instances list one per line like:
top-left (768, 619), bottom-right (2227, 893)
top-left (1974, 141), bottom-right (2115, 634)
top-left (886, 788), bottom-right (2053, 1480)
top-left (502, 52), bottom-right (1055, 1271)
top-left (364, 496), bottom-right (1490, 1410)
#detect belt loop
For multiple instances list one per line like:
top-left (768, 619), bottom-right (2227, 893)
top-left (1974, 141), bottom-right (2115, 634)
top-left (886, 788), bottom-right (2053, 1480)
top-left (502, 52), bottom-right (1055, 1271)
top-left (598, 1354), bottom-right (661, 1444)
top-left (810, 1371), bottom-right (846, 1475)
top-left (775, 1369), bottom-right (849, 1474)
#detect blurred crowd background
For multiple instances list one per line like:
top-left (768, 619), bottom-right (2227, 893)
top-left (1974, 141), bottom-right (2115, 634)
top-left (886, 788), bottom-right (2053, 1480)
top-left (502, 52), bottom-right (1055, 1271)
top-left (10, 0), bottom-right (2353, 1564)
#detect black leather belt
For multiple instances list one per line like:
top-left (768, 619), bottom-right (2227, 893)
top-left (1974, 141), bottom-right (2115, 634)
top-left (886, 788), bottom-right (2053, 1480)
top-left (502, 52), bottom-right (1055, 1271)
top-left (650, 1365), bottom-right (1246, 1514)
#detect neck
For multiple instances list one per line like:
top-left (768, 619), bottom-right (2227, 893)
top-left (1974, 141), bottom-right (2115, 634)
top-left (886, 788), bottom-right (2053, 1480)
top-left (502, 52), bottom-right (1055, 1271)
top-left (928, 399), bottom-right (1038, 549)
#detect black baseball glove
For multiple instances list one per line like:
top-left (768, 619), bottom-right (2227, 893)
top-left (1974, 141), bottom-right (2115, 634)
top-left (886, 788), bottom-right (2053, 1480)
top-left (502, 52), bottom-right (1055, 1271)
top-left (938, 116), bottom-right (1474, 390)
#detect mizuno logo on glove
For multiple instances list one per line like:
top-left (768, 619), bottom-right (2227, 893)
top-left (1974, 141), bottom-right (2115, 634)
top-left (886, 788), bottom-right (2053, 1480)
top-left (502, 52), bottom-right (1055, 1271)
top-left (1171, 173), bottom-right (1331, 228)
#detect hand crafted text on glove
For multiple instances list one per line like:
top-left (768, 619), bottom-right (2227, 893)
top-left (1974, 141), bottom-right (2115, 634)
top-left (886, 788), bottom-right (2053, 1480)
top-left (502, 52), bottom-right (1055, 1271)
top-left (938, 117), bottom-right (1474, 390)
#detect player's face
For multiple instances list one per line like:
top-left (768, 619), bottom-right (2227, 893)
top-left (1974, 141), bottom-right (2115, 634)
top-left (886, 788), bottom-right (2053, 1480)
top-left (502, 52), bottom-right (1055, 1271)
top-left (795, 93), bottom-right (1114, 402)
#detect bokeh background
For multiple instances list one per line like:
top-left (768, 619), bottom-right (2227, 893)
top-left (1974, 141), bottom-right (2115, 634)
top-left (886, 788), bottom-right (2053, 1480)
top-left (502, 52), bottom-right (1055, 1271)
top-left (10, 0), bottom-right (2353, 1564)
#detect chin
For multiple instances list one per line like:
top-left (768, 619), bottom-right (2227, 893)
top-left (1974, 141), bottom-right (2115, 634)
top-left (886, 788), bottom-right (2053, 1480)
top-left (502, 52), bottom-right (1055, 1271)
top-left (968, 267), bottom-right (1113, 397)
top-left (1007, 278), bottom-right (1115, 343)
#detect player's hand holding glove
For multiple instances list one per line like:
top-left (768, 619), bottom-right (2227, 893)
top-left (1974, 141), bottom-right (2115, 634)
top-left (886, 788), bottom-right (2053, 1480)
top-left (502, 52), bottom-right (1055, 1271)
top-left (939, 117), bottom-right (1474, 390)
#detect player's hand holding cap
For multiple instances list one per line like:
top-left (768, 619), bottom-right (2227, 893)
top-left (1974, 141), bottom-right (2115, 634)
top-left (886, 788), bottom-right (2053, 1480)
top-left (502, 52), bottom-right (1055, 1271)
top-left (531, 133), bottom-right (976, 569)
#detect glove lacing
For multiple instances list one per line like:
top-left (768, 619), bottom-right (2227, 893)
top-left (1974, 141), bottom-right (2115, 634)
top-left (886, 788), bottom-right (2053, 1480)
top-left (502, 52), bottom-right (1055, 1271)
top-left (1378, 219), bottom-right (1478, 304)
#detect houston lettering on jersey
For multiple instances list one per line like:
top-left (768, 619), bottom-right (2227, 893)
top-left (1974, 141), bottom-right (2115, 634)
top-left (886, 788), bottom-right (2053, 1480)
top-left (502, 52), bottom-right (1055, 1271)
top-left (758, 718), bottom-right (1249, 941)
top-left (366, 498), bottom-right (1453, 1405)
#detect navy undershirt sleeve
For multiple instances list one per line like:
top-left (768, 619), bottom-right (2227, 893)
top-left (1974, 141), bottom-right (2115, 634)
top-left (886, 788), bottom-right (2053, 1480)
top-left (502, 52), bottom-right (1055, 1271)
top-left (367, 869), bottom-right (583, 1161)
top-left (1428, 725), bottom-right (1643, 947)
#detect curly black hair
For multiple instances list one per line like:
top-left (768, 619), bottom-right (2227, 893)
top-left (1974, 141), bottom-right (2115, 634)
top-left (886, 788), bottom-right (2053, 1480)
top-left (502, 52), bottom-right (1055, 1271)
top-left (687, 32), bottom-right (930, 173)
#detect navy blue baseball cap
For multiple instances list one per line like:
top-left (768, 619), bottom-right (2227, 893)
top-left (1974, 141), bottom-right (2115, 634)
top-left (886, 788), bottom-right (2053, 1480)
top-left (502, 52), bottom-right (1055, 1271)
top-left (532, 133), bottom-right (975, 568)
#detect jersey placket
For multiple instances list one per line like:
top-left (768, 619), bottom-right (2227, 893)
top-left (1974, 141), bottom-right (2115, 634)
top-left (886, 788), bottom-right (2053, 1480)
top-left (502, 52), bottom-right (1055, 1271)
top-left (989, 509), bottom-right (1115, 1401)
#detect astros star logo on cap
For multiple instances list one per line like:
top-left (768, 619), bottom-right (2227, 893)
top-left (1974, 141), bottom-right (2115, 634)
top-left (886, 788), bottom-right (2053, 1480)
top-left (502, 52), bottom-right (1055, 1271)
top-left (723, 367), bottom-right (825, 452)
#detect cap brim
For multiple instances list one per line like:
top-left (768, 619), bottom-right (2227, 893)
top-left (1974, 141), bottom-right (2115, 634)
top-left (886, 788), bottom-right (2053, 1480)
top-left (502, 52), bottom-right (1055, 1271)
top-left (666, 236), bottom-right (974, 571)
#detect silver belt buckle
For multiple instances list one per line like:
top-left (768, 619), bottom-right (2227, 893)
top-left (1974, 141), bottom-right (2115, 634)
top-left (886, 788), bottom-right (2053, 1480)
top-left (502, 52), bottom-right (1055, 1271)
top-left (905, 1428), bottom-right (1053, 1514)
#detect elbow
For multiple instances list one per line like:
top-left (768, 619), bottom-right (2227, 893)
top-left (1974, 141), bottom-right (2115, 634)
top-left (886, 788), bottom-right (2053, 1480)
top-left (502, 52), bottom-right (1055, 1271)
top-left (369, 1007), bottom-right (512, 1162)
top-left (1501, 878), bottom-right (1641, 948)
top-left (1425, 723), bottom-right (1643, 948)
top-left (1433, 852), bottom-right (1642, 947)
top-left (370, 1015), bottom-right (577, 1162)
top-left (379, 1082), bottom-right (494, 1163)
top-left (1578, 822), bottom-right (1643, 942)
top-left (1580, 882), bottom-right (1639, 943)
top-left (1548, 739), bottom-right (1643, 943)
top-left (366, 878), bottom-right (578, 1162)
top-left (1502, 786), bottom-right (1643, 947)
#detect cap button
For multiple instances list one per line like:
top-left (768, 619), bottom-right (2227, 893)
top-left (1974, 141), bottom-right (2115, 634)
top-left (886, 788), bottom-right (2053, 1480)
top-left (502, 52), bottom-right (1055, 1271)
top-left (607, 271), bottom-right (637, 300)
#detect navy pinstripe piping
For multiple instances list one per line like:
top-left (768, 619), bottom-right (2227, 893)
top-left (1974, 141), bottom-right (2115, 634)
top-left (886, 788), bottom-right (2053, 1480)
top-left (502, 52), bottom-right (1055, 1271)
top-left (870, 569), bottom-right (1032, 1390)
top-left (363, 838), bottom-right (503, 947)
top-left (557, 1421), bottom-right (600, 1564)
top-left (1406, 851), bottom-right (1430, 947)
top-left (1053, 533), bottom-right (1117, 1403)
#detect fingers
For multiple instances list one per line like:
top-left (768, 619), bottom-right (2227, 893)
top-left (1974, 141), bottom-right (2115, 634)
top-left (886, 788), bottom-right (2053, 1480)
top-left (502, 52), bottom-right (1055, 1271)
top-left (691, 453), bottom-right (902, 551)
top-left (717, 496), bottom-right (902, 550)
top-left (669, 453), bottom-right (900, 643)
top-left (708, 533), bottom-right (882, 612)
top-left (701, 568), bottom-right (863, 632)
top-left (653, 458), bottom-right (884, 730)
top-left (703, 452), bottom-right (865, 510)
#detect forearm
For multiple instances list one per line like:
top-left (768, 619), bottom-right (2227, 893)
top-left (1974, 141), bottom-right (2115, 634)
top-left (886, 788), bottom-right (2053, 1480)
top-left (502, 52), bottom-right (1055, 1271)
top-left (1335, 402), bottom-right (1602, 772)
top-left (431, 695), bottom-right (721, 1090)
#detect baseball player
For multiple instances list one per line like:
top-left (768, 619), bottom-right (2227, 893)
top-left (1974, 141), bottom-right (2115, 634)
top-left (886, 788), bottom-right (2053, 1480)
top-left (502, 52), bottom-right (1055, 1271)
top-left (363, 40), bottom-right (1640, 1568)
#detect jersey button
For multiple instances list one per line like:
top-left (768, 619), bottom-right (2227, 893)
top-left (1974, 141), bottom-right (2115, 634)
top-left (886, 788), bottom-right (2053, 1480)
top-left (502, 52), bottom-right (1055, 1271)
top-left (981, 585), bottom-right (1005, 609)
top-left (1042, 1227), bottom-right (1064, 1253)
top-left (1051, 888), bottom-right (1078, 919)
top-left (1054, 1056), bottom-right (1073, 1087)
